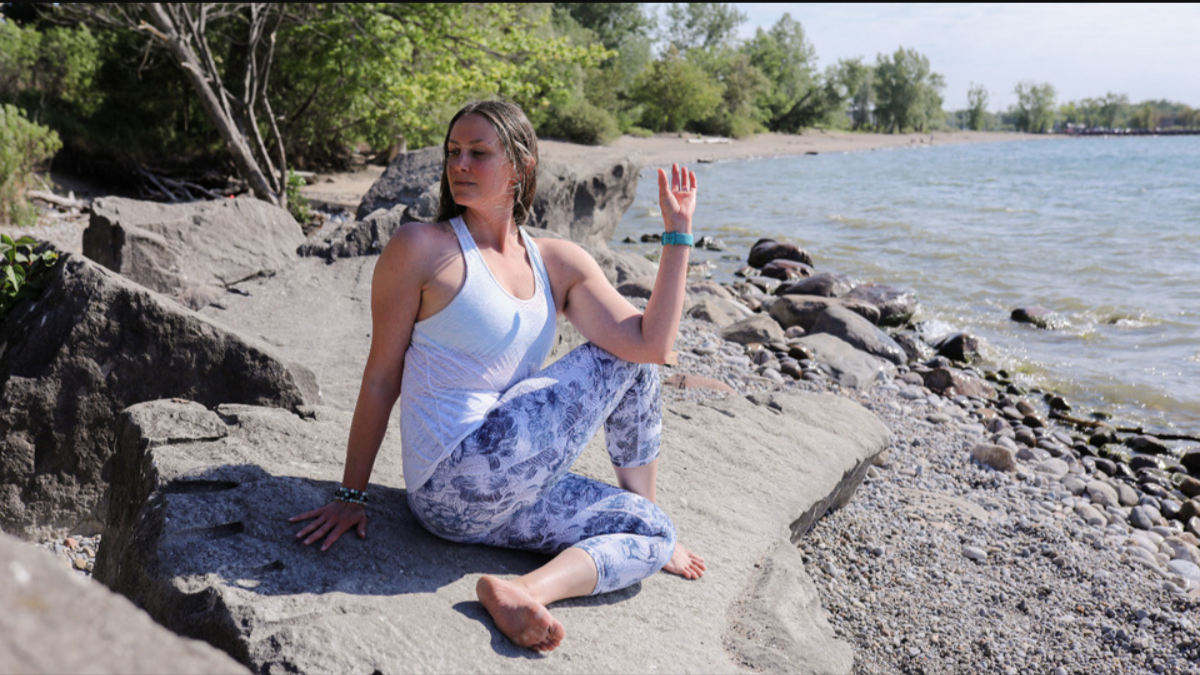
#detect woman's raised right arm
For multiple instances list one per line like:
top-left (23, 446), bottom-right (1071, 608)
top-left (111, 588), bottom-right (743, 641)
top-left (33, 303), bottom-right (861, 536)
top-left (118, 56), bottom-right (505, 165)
top-left (289, 227), bottom-right (427, 551)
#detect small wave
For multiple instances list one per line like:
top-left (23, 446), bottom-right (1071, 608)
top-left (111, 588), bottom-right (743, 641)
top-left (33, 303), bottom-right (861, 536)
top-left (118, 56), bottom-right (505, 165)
top-left (975, 206), bottom-right (1037, 214)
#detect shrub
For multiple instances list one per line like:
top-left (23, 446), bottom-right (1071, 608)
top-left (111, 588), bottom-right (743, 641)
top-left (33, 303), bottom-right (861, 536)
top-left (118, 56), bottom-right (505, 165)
top-left (0, 104), bottom-right (61, 225)
top-left (285, 169), bottom-right (311, 225)
top-left (538, 99), bottom-right (621, 145)
top-left (1, 234), bottom-right (59, 318)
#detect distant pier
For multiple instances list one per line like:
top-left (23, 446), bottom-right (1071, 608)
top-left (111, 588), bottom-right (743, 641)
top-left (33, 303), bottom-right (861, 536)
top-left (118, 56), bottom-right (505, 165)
top-left (1058, 128), bottom-right (1200, 137)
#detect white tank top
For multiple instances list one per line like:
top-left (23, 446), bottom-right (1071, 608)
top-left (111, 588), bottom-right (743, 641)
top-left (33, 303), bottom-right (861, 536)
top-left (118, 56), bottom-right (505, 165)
top-left (399, 216), bottom-right (557, 490)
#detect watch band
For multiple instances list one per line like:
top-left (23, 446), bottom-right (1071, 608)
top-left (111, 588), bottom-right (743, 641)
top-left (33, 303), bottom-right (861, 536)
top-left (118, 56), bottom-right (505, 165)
top-left (661, 232), bottom-right (694, 247)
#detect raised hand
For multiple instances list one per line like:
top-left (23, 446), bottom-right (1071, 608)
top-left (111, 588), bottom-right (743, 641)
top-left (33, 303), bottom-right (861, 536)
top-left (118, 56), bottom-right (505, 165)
top-left (656, 163), bottom-right (697, 234)
top-left (289, 500), bottom-right (367, 551)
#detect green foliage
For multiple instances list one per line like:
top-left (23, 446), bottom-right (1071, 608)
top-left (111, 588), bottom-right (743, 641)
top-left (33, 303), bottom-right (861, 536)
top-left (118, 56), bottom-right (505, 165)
top-left (661, 2), bottom-right (745, 52)
top-left (629, 46), bottom-right (723, 133)
top-left (267, 4), bottom-right (608, 164)
top-left (539, 98), bottom-right (620, 145)
top-left (285, 170), bottom-right (311, 224)
top-left (829, 58), bottom-right (871, 130)
top-left (967, 83), bottom-right (989, 131)
top-left (685, 47), bottom-right (768, 138)
top-left (873, 47), bottom-right (945, 133)
top-left (0, 104), bottom-right (62, 225)
top-left (1012, 81), bottom-right (1057, 133)
top-left (0, 234), bottom-right (59, 319)
top-left (742, 14), bottom-right (820, 132)
top-left (555, 3), bottom-right (652, 51)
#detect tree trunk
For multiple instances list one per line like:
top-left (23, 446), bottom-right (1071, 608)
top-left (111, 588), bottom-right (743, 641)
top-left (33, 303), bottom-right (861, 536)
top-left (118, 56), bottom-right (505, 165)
top-left (141, 3), bottom-right (282, 207)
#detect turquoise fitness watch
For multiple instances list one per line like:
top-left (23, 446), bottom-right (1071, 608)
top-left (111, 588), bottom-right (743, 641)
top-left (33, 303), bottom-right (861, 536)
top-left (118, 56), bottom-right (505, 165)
top-left (661, 232), bottom-right (694, 247)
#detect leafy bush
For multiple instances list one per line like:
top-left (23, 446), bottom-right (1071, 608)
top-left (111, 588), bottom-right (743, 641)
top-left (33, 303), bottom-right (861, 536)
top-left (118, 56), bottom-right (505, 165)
top-left (538, 98), bottom-right (620, 145)
top-left (0, 104), bottom-right (61, 225)
top-left (285, 170), bottom-right (311, 225)
top-left (1, 234), bottom-right (59, 318)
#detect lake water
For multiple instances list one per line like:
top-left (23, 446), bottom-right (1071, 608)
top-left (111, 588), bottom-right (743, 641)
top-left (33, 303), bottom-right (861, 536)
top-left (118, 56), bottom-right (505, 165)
top-left (615, 136), bottom-right (1200, 436)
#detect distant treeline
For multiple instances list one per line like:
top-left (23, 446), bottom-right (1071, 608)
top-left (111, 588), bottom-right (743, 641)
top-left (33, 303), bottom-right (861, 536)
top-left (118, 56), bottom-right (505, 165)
top-left (951, 85), bottom-right (1200, 134)
top-left (0, 2), bottom-right (1195, 187)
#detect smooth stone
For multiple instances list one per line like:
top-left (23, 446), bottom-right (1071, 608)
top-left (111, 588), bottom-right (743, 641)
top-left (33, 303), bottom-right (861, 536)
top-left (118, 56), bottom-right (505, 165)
top-left (1166, 559), bottom-right (1200, 583)
top-left (1011, 306), bottom-right (1061, 329)
top-left (972, 444), bottom-right (1017, 472)
top-left (1180, 476), bottom-right (1200, 499)
top-left (1129, 505), bottom-right (1158, 531)
top-left (1074, 503), bottom-right (1107, 526)
top-left (1036, 458), bottom-right (1070, 479)
top-left (1126, 435), bottom-right (1170, 456)
top-left (1086, 481), bottom-right (1121, 508)
top-left (1062, 476), bottom-right (1088, 496)
top-left (962, 546), bottom-right (988, 561)
top-left (1116, 483), bottom-right (1141, 507)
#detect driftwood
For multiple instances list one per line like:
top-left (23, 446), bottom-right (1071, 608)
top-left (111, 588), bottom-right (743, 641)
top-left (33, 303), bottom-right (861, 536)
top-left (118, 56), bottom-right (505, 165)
top-left (1050, 410), bottom-right (1200, 443)
top-left (27, 190), bottom-right (87, 209)
top-left (136, 166), bottom-right (227, 203)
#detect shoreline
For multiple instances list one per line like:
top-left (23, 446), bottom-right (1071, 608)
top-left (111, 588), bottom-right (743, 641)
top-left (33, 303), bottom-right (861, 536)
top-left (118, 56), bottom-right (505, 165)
top-left (298, 130), bottom-right (1057, 212)
top-left (578, 129), bottom-right (1058, 166)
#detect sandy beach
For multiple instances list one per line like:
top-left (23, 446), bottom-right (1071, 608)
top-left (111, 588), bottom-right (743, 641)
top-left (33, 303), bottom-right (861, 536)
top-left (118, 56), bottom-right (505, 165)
top-left (295, 130), bottom-right (1055, 212)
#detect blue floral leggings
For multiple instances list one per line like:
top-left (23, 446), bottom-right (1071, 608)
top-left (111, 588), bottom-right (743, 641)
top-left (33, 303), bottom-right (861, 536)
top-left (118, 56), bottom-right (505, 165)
top-left (408, 343), bottom-right (676, 595)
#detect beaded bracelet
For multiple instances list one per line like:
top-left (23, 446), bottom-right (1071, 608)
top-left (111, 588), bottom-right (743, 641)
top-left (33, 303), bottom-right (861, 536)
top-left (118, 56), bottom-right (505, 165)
top-left (335, 486), bottom-right (369, 505)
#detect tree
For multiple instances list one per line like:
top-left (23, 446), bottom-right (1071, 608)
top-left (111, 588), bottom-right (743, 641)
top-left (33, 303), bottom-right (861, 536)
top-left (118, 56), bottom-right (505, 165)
top-left (833, 57), bottom-right (873, 130)
top-left (742, 13), bottom-right (824, 132)
top-left (967, 83), bottom-right (988, 131)
top-left (873, 47), bottom-right (944, 133)
top-left (661, 2), bottom-right (744, 52)
top-left (554, 3), bottom-right (651, 52)
top-left (1012, 81), bottom-right (1057, 133)
top-left (629, 45), bottom-right (722, 132)
top-left (29, 4), bottom-right (607, 200)
top-left (1128, 102), bottom-right (1158, 130)
top-left (1096, 92), bottom-right (1129, 129)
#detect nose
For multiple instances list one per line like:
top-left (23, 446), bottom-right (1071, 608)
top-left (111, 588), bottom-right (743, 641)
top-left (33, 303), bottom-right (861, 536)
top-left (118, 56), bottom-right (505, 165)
top-left (451, 153), bottom-right (470, 172)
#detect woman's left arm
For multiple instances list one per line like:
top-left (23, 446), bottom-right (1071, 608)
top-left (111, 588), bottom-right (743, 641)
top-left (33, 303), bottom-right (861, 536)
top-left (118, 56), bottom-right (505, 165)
top-left (550, 164), bottom-right (697, 364)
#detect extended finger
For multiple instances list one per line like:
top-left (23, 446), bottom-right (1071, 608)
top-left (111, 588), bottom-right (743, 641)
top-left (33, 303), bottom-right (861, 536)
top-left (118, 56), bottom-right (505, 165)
top-left (321, 521), bottom-right (352, 551)
top-left (295, 515), bottom-right (325, 539)
top-left (671, 163), bottom-right (681, 191)
top-left (303, 519), bottom-right (335, 546)
top-left (289, 506), bottom-right (323, 523)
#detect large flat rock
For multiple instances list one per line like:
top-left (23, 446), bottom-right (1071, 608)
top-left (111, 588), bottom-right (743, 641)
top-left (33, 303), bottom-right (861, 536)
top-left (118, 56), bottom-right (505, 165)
top-left (0, 530), bottom-right (248, 674)
top-left (96, 392), bottom-right (889, 674)
top-left (84, 196), bottom-right (305, 308)
top-left (0, 254), bottom-right (320, 540)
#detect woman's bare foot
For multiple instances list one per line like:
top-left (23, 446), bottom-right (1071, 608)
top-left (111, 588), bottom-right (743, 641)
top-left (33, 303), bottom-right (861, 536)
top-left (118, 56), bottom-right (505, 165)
top-left (476, 574), bottom-right (566, 653)
top-left (663, 543), bottom-right (706, 579)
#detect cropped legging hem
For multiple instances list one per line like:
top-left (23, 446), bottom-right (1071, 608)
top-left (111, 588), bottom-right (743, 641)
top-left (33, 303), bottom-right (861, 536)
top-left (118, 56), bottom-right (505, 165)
top-left (407, 342), bottom-right (676, 595)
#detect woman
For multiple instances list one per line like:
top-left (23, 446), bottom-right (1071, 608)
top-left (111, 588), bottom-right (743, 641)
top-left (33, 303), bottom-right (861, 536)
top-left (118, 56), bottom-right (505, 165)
top-left (291, 99), bottom-right (704, 653)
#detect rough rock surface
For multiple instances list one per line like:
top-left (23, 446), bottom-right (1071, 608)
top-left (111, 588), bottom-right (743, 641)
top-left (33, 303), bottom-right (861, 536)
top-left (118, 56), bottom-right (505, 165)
top-left (0, 254), bottom-right (319, 540)
top-left (97, 393), bottom-right (889, 674)
top-left (355, 145), bottom-right (641, 249)
top-left (791, 334), bottom-right (897, 390)
top-left (1, 530), bottom-right (249, 674)
top-left (843, 283), bottom-right (917, 328)
top-left (809, 305), bottom-right (907, 366)
top-left (770, 295), bottom-right (881, 332)
top-left (83, 196), bottom-right (304, 308)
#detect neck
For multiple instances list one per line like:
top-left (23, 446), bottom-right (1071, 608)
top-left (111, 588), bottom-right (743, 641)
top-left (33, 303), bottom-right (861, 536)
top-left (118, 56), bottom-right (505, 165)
top-left (462, 208), bottom-right (519, 251)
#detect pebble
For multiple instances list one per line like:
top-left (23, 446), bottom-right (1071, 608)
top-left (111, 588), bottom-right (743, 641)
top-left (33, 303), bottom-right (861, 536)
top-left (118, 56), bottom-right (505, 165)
top-left (962, 546), bottom-right (988, 561)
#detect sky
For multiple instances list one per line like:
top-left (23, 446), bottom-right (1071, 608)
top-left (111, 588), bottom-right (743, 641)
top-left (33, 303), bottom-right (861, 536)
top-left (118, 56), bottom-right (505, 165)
top-left (728, 3), bottom-right (1200, 112)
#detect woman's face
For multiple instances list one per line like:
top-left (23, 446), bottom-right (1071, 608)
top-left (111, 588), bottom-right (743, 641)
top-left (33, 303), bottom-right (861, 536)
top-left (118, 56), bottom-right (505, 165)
top-left (445, 113), bottom-right (516, 214)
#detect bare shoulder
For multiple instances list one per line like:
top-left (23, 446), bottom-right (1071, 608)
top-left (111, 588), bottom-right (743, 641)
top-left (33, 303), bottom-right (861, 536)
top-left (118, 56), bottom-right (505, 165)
top-left (378, 221), bottom-right (457, 276)
top-left (531, 236), bottom-right (597, 275)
